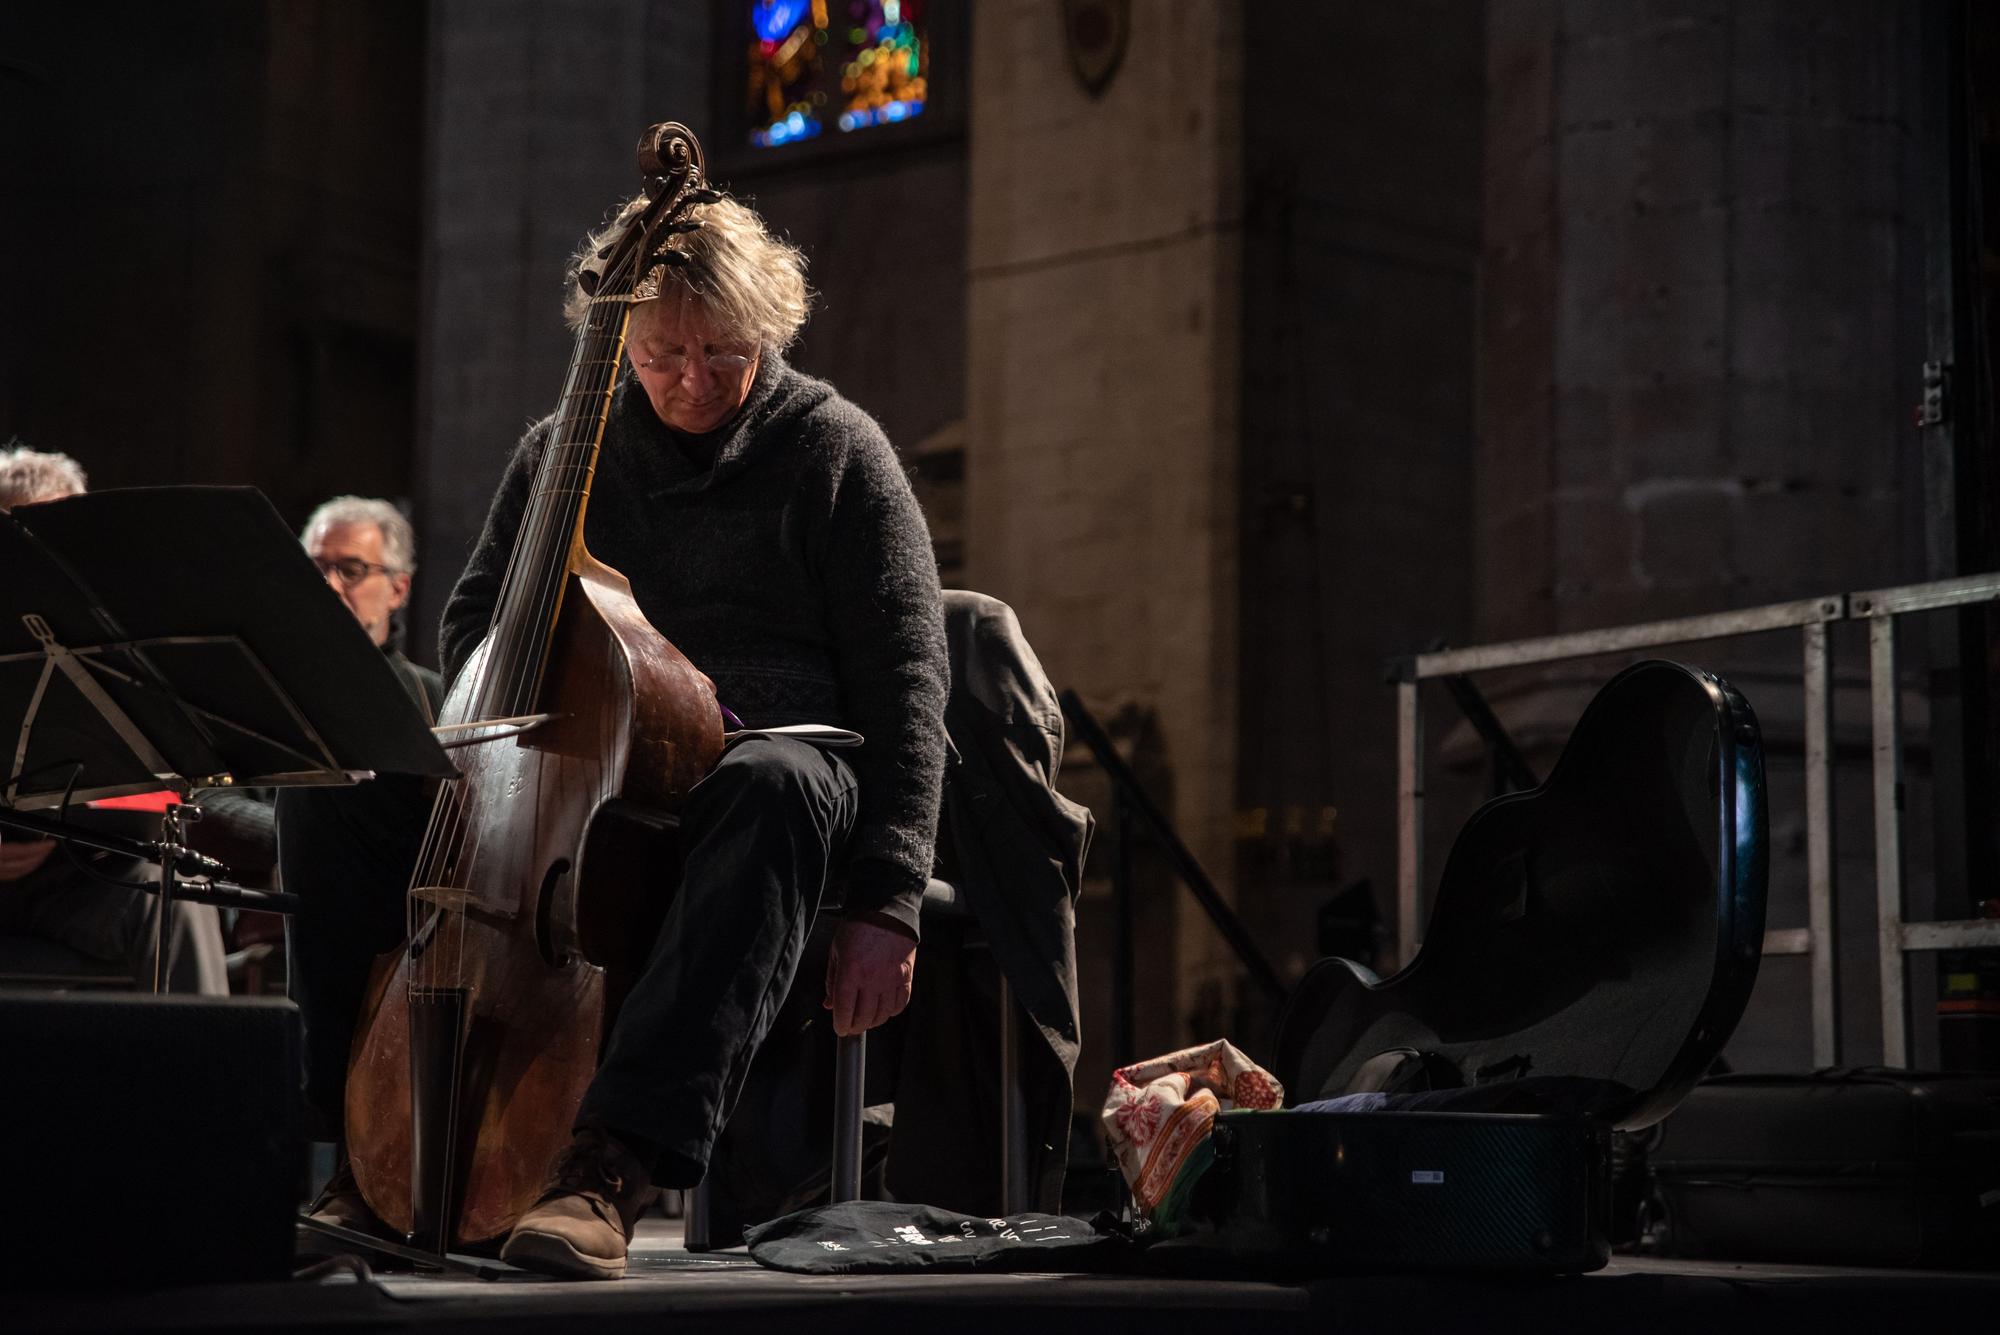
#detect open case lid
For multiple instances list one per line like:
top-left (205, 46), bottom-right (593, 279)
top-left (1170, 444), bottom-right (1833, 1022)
top-left (1, 486), bottom-right (455, 807)
top-left (1276, 660), bottom-right (1769, 1131)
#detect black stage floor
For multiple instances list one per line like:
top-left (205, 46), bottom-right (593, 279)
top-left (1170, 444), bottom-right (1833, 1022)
top-left (4, 1217), bottom-right (1994, 1335)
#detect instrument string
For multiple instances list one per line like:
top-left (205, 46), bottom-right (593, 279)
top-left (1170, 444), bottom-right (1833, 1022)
top-left (423, 244), bottom-right (641, 996)
top-left (493, 299), bottom-right (627, 729)
top-left (398, 265), bottom-right (627, 998)
top-left (420, 255), bottom-right (638, 1224)
top-left (446, 298), bottom-right (626, 926)
top-left (409, 334), bottom-right (585, 960)
top-left (386, 151), bottom-right (694, 1240)
top-left (487, 305), bottom-right (621, 721)
top-left (383, 266), bottom-right (625, 1234)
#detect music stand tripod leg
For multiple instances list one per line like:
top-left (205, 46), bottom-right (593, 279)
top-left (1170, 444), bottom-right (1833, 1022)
top-left (153, 824), bottom-right (173, 992)
top-left (152, 803), bottom-right (195, 993)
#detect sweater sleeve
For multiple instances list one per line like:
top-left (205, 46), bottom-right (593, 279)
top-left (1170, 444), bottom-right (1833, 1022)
top-left (438, 420), bottom-right (552, 689)
top-left (816, 416), bottom-right (948, 937)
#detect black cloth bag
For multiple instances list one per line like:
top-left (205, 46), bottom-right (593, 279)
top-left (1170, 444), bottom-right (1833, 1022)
top-left (746, 1201), bottom-right (1137, 1274)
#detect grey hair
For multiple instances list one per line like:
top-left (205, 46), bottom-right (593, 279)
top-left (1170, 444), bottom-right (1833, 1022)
top-left (302, 495), bottom-right (417, 574)
top-left (565, 194), bottom-right (812, 352)
top-left (0, 444), bottom-right (87, 508)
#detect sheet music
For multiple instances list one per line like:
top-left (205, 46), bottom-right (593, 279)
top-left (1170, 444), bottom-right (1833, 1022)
top-left (723, 723), bottom-right (864, 748)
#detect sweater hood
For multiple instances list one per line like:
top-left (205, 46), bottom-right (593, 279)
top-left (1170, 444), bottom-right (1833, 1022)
top-left (606, 352), bottom-right (833, 496)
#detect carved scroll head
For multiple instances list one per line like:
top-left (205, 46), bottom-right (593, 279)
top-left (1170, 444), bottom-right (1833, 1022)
top-left (565, 123), bottom-right (811, 351)
top-left (571, 123), bottom-right (721, 308)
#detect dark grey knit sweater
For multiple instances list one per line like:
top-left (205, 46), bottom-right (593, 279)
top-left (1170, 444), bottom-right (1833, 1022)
top-left (439, 355), bottom-right (947, 933)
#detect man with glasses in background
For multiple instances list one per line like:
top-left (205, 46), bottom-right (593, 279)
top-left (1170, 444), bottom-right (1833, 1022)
top-left (282, 497), bottom-right (444, 1165)
top-left (304, 496), bottom-right (425, 656)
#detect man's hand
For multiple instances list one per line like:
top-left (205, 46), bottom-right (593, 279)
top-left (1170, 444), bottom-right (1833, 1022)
top-left (824, 916), bottom-right (917, 1037)
top-left (0, 836), bottom-right (58, 883)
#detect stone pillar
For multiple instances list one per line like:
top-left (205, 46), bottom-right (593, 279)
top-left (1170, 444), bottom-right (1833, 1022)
top-left (413, 0), bottom-right (710, 665)
top-left (1235, 2), bottom-right (1483, 995)
top-left (966, 3), bottom-right (1243, 1062)
top-left (1480, 0), bottom-right (1923, 638)
top-left (1479, 0), bottom-right (1930, 1065)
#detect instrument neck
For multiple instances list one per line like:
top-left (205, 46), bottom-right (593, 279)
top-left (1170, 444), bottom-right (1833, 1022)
top-left (479, 300), bottom-right (631, 720)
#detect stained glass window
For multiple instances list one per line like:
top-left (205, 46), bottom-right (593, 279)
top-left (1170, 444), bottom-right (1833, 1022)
top-left (745, 0), bottom-right (931, 149)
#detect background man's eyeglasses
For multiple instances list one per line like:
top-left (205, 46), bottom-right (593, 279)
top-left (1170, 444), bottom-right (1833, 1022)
top-left (313, 556), bottom-right (399, 586)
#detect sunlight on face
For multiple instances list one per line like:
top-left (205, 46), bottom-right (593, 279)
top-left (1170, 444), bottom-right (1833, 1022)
top-left (626, 294), bottom-right (761, 434)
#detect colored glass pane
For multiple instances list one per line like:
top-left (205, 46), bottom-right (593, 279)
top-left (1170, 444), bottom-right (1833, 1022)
top-left (745, 0), bottom-right (930, 149)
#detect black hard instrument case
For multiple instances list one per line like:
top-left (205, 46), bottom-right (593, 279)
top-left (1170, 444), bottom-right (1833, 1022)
top-left (1203, 1109), bottom-right (1612, 1272)
top-left (1190, 661), bottom-right (1769, 1273)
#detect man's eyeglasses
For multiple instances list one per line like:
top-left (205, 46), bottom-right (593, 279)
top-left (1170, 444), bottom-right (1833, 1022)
top-left (313, 556), bottom-right (400, 586)
top-left (635, 348), bottom-right (756, 378)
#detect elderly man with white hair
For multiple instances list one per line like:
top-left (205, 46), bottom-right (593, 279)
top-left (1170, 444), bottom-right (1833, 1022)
top-left (278, 495), bottom-right (444, 1160)
top-left (0, 441), bottom-right (88, 505)
top-left (301, 496), bottom-right (420, 649)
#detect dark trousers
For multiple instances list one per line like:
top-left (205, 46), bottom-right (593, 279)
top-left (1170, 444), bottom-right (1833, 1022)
top-left (581, 736), bottom-right (855, 1185)
top-left (283, 736), bottom-right (856, 1180)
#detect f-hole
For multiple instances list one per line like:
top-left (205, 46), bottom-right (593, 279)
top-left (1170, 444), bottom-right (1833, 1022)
top-left (535, 858), bottom-right (574, 968)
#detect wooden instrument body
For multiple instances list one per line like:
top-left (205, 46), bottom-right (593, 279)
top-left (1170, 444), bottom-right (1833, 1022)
top-left (346, 555), bottom-right (719, 1246)
top-left (1276, 660), bottom-right (1769, 1132)
top-left (341, 120), bottom-right (729, 1251)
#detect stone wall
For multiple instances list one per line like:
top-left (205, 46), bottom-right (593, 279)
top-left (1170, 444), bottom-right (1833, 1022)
top-left (0, 2), bottom-right (421, 537)
top-left (733, 142), bottom-right (968, 484)
top-left (412, 0), bottom-right (710, 664)
top-left (1236, 1), bottom-right (1486, 1005)
top-left (1482, 0), bottom-right (1928, 638)
top-left (966, 2), bottom-right (1244, 1068)
top-left (1477, 0), bottom-right (1934, 1067)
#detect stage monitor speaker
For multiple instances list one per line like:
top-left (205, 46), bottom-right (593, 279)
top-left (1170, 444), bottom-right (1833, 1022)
top-left (0, 992), bottom-right (303, 1289)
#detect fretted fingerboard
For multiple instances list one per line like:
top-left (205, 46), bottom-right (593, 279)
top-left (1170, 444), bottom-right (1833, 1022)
top-left (472, 298), bottom-right (632, 723)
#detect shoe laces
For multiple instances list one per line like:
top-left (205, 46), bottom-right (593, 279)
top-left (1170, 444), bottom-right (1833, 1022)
top-left (552, 1126), bottom-right (632, 1200)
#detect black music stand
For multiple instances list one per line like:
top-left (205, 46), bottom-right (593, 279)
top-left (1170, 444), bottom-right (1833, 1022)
top-left (0, 486), bottom-right (456, 988)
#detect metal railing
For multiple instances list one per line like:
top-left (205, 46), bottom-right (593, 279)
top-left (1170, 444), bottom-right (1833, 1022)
top-left (1391, 572), bottom-right (2000, 1069)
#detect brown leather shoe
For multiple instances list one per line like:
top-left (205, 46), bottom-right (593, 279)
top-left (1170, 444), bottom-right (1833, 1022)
top-left (500, 1123), bottom-right (658, 1280)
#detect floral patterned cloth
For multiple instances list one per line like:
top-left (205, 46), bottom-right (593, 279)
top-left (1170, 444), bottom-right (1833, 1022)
top-left (1099, 1039), bottom-right (1284, 1232)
